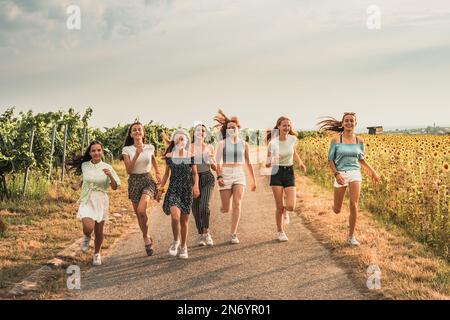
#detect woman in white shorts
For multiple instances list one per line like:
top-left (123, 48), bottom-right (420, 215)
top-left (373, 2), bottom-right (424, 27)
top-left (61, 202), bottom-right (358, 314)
top-left (214, 109), bottom-right (256, 244)
top-left (318, 112), bottom-right (380, 246)
top-left (69, 141), bottom-right (121, 266)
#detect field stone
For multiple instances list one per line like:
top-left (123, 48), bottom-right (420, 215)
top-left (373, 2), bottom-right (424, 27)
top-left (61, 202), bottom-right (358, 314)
top-left (46, 258), bottom-right (67, 269)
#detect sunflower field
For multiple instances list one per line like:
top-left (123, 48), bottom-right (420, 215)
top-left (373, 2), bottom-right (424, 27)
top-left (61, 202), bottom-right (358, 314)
top-left (298, 134), bottom-right (450, 259)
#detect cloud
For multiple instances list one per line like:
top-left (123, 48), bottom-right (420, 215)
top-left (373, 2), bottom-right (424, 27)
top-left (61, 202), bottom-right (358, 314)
top-left (0, 0), bottom-right (174, 55)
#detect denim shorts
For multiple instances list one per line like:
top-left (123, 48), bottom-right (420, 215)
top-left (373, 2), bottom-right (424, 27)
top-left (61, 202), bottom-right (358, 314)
top-left (270, 165), bottom-right (295, 188)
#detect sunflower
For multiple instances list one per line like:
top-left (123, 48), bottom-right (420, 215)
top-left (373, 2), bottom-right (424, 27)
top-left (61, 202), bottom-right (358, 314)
top-left (443, 162), bottom-right (449, 173)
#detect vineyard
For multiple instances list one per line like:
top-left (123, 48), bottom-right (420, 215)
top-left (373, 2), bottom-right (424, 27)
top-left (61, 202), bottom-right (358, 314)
top-left (0, 108), bottom-right (172, 201)
top-left (0, 108), bottom-right (263, 201)
top-left (299, 134), bottom-right (450, 259)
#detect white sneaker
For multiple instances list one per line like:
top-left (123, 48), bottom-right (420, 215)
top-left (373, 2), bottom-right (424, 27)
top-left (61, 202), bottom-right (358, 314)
top-left (205, 233), bottom-right (214, 246)
top-left (277, 231), bottom-right (289, 242)
top-left (284, 212), bottom-right (291, 225)
top-left (81, 235), bottom-right (91, 253)
top-left (230, 234), bottom-right (240, 244)
top-left (93, 253), bottom-right (102, 266)
top-left (198, 234), bottom-right (206, 247)
top-left (179, 246), bottom-right (188, 259)
top-left (348, 236), bottom-right (360, 246)
top-left (169, 240), bottom-right (180, 256)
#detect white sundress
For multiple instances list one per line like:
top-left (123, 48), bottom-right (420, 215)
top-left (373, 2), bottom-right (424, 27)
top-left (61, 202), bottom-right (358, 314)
top-left (77, 161), bottom-right (121, 223)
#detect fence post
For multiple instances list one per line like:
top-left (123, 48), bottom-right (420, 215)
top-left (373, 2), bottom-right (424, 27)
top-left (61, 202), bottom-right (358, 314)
top-left (81, 125), bottom-right (87, 155)
top-left (48, 125), bottom-right (56, 180)
top-left (22, 126), bottom-right (36, 197)
top-left (61, 124), bottom-right (68, 182)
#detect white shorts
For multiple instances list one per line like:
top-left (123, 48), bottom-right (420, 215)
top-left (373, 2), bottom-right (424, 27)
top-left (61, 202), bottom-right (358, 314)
top-left (78, 191), bottom-right (109, 222)
top-left (334, 170), bottom-right (362, 188)
top-left (219, 166), bottom-right (246, 190)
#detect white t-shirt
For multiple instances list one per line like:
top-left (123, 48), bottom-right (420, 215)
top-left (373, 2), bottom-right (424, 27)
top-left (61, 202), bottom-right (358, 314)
top-left (121, 144), bottom-right (155, 174)
top-left (268, 135), bottom-right (297, 166)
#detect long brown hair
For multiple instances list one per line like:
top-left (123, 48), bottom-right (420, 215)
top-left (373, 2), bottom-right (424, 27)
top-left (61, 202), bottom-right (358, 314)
top-left (317, 112), bottom-right (357, 133)
top-left (266, 116), bottom-right (297, 143)
top-left (68, 140), bottom-right (104, 175)
top-left (213, 109), bottom-right (241, 140)
top-left (123, 122), bottom-right (147, 147)
top-left (192, 124), bottom-right (208, 144)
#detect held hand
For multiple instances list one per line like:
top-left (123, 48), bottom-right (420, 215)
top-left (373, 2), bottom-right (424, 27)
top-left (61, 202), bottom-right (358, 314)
top-left (218, 177), bottom-right (225, 187)
top-left (335, 173), bottom-right (346, 185)
top-left (193, 187), bottom-right (200, 198)
top-left (155, 172), bottom-right (162, 184)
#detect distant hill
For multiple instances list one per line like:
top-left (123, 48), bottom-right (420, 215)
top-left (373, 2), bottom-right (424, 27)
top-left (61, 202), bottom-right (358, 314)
top-left (384, 126), bottom-right (450, 135)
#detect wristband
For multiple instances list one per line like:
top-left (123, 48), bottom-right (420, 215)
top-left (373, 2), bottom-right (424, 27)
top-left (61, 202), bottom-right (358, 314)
top-left (217, 175), bottom-right (223, 180)
top-left (334, 172), bottom-right (340, 177)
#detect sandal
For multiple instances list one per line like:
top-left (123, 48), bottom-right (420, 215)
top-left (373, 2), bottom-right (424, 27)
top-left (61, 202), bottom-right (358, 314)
top-left (145, 238), bottom-right (154, 256)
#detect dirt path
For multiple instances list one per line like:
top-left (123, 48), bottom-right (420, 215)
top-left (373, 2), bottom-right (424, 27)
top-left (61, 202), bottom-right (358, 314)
top-left (72, 157), bottom-right (378, 300)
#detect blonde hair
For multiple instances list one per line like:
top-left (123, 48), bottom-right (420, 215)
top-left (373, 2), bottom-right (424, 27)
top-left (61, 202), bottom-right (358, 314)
top-left (266, 116), bottom-right (297, 143)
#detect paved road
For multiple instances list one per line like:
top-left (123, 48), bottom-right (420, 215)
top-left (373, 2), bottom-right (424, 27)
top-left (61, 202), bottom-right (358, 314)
top-left (74, 160), bottom-right (373, 300)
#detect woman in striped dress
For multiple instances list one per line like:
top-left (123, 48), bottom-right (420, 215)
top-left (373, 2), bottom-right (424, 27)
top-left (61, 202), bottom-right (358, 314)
top-left (191, 124), bottom-right (217, 246)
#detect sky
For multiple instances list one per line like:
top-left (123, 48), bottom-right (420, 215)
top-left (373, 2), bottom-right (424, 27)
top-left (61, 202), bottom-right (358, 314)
top-left (1, 0), bottom-right (449, 131)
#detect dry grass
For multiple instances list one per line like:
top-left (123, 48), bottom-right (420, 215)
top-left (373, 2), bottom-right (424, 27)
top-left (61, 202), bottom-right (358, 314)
top-left (0, 161), bottom-right (149, 299)
top-left (296, 173), bottom-right (450, 300)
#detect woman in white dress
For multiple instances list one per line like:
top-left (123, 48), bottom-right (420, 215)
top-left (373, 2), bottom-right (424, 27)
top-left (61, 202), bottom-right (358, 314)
top-left (69, 141), bottom-right (121, 266)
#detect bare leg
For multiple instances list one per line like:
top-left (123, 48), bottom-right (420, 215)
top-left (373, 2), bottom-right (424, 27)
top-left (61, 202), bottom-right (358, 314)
top-left (230, 185), bottom-right (245, 235)
top-left (271, 186), bottom-right (285, 232)
top-left (170, 206), bottom-right (181, 242)
top-left (219, 189), bottom-right (232, 213)
top-left (180, 213), bottom-right (190, 248)
top-left (133, 194), bottom-right (152, 245)
top-left (348, 182), bottom-right (361, 237)
top-left (284, 187), bottom-right (296, 212)
top-left (93, 221), bottom-right (105, 254)
top-left (333, 187), bottom-right (347, 214)
top-left (82, 218), bottom-right (95, 237)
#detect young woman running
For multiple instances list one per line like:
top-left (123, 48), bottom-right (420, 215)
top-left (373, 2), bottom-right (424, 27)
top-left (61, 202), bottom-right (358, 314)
top-left (69, 141), bottom-right (121, 266)
top-left (121, 122), bottom-right (162, 256)
top-left (161, 129), bottom-right (200, 259)
top-left (318, 112), bottom-right (380, 246)
top-left (191, 124), bottom-right (217, 246)
top-left (265, 117), bottom-right (306, 242)
top-left (214, 110), bottom-right (257, 245)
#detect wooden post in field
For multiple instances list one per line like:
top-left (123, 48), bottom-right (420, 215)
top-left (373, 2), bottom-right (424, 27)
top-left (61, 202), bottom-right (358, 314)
top-left (81, 125), bottom-right (87, 154)
top-left (48, 125), bottom-right (56, 180)
top-left (22, 126), bottom-right (36, 197)
top-left (61, 124), bottom-right (68, 182)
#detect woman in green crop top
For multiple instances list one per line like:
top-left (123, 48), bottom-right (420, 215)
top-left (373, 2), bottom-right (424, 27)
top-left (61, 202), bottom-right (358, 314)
top-left (214, 109), bottom-right (256, 245)
top-left (319, 112), bottom-right (380, 246)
